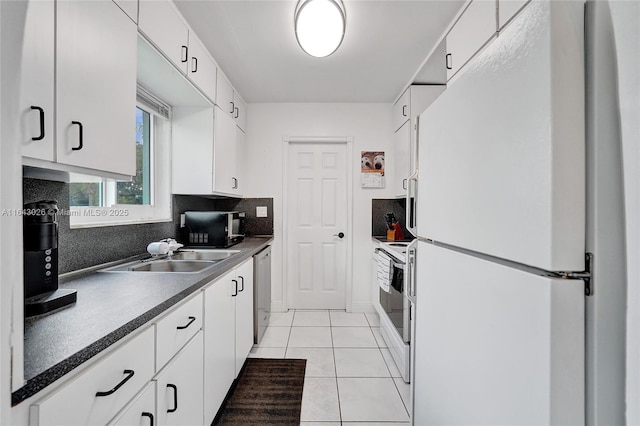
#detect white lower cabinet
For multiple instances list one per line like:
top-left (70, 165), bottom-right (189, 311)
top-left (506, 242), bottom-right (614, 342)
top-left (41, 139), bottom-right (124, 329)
top-left (203, 258), bottom-right (254, 423)
top-left (203, 270), bottom-right (236, 424)
top-left (29, 327), bottom-right (155, 426)
top-left (155, 293), bottom-right (203, 369)
top-left (155, 332), bottom-right (204, 426)
top-left (234, 260), bottom-right (254, 376)
top-left (109, 382), bottom-right (156, 426)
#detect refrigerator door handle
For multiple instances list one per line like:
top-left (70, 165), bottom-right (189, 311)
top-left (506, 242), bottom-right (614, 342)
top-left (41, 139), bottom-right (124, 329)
top-left (407, 171), bottom-right (418, 236)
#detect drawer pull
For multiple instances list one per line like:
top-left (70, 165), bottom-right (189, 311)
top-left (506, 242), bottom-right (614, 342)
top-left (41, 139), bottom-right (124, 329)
top-left (142, 412), bottom-right (154, 426)
top-left (167, 384), bottom-right (178, 413)
top-left (232, 279), bottom-right (238, 297)
top-left (176, 316), bottom-right (196, 330)
top-left (238, 276), bottom-right (245, 292)
top-left (95, 369), bottom-right (134, 397)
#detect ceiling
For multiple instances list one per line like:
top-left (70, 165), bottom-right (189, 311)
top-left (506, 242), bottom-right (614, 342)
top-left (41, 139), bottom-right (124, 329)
top-left (173, 0), bottom-right (465, 103)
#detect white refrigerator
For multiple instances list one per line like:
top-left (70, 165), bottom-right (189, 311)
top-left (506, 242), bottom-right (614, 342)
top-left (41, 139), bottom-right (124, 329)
top-left (409, 2), bottom-right (587, 425)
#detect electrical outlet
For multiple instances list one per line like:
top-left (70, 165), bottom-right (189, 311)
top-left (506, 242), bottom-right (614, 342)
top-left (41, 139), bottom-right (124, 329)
top-left (180, 214), bottom-right (185, 227)
top-left (256, 206), bottom-right (268, 218)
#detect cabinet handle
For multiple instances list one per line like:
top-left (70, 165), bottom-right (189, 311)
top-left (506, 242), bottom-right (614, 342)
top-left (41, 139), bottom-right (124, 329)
top-left (141, 412), bottom-right (154, 426)
top-left (30, 106), bottom-right (45, 141)
top-left (176, 316), bottom-right (196, 330)
top-left (238, 276), bottom-right (244, 292)
top-left (181, 45), bottom-right (188, 63)
top-left (230, 101), bottom-right (235, 114)
top-left (232, 177), bottom-right (238, 189)
top-left (232, 279), bottom-right (238, 297)
top-left (402, 105), bottom-right (407, 117)
top-left (191, 56), bottom-right (198, 73)
top-left (167, 384), bottom-right (178, 413)
top-left (403, 178), bottom-right (408, 190)
top-left (446, 53), bottom-right (452, 70)
top-left (71, 121), bottom-right (83, 151)
top-left (95, 369), bottom-right (135, 397)
top-left (234, 106), bottom-right (239, 119)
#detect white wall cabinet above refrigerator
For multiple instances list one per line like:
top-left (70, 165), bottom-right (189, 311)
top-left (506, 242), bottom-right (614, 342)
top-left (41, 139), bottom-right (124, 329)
top-left (445, 0), bottom-right (497, 82)
top-left (20, 0), bottom-right (137, 179)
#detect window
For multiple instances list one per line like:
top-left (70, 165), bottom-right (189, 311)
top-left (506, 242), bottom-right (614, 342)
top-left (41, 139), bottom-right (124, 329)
top-left (69, 92), bottom-right (172, 228)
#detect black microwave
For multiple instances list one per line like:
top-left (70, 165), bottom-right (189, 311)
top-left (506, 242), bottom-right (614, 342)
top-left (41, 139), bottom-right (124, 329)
top-left (183, 211), bottom-right (246, 247)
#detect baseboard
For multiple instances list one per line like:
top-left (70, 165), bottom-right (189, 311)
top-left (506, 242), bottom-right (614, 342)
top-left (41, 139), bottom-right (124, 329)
top-left (271, 301), bottom-right (286, 313)
top-left (348, 302), bottom-right (375, 313)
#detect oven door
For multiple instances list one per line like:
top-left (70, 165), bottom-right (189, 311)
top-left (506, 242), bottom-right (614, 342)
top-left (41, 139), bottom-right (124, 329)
top-left (379, 258), bottom-right (410, 343)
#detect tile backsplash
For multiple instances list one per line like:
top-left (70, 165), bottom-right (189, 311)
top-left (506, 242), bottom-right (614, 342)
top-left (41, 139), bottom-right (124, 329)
top-left (371, 198), bottom-right (412, 238)
top-left (23, 177), bottom-right (273, 274)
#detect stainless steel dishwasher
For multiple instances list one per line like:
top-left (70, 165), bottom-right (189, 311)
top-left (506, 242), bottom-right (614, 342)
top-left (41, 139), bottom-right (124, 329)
top-left (253, 246), bottom-right (271, 344)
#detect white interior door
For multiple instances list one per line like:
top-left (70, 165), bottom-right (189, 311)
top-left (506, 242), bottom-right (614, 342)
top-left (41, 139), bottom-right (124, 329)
top-left (286, 142), bottom-right (348, 309)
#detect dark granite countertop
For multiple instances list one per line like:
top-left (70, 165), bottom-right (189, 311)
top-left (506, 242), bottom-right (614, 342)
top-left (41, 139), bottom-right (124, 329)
top-left (12, 236), bottom-right (273, 405)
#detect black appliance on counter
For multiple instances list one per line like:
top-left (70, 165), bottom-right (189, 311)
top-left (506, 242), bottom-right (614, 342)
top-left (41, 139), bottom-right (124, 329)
top-left (182, 211), bottom-right (246, 248)
top-left (23, 200), bottom-right (76, 317)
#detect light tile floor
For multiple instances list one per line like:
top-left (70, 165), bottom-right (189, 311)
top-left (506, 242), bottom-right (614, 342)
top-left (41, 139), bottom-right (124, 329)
top-left (248, 310), bottom-right (411, 425)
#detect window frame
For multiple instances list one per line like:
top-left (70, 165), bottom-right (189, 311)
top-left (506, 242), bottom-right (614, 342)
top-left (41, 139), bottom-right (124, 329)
top-left (69, 102), bottom-right (172, 228)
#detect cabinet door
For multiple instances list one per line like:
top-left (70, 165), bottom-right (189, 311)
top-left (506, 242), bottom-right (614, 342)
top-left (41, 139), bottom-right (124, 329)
top-left (187, 34), bottom-right (217, 103)
top-left (30, 327), bottom-right (155, 426)
top-left (393, 89), bottom-right (410, 132)
top-left (233, 94), bottom-right (247, 132)
top-left (203, 273), bottom-right (236, 423)
top-left (498, 0), bottom-right (529, 29)
top-left (20, 0), bottom-right (55, 162)
top-left (113, 0), bottom-right (138, 23)
top-left (55, 0), bottom-right (136, 176)
top-left (155, 293), bottom-right (203, 369)
top-left (394, 120), bottom-right (411, 197)
top-left (235, 126), bottom-right (246, 196)
top-left (171, 107), bottom-right (215, 195)
top-left (234, 260), bottom-right (254, 377)
top-left (216, 71), bottom-right (234, 115)
top-left (138, 0), bottom-right (189, 74)
top-left (109, 382), bottom-right (155, 426)
top-left (213, 106), bottom-right (237, 195)
top-left (155, 333), bottom-right (204, 426)
top-left (446, 0), bottom-right (497, 81)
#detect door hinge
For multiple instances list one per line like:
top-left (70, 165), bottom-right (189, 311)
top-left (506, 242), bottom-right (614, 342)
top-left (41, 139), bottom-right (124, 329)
top-left (557, 253), bottom-right (593, 296)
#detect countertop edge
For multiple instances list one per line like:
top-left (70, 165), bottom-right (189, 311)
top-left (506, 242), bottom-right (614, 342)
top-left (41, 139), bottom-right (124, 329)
top-left (12, 237), bottom-right (273, 405)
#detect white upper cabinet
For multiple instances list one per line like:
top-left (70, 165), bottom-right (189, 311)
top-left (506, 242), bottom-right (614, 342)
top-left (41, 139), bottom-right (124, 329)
top-left (55, 0), bottom-right (137, 177)
top-left (446, 0), bottom-right (497, 81)
top-left (213, 106), bottom-right (239, 196)
top-left (235, 125), bottom-right (247, 195)
top-left (139, 0), bottom-right (189, 74)
top-left (499, 0), bottom-right (529, 29)
top-left (393, 90), bottom-right (411, 132)
top-left (233, 94), bottom-right (247, 132)
top-left (20, 0), bottom-right (54, 162)
top-left (187, 34), bottom-right (217, 102)
top-left (216, 71), bottom-right (235, 116)
top-left (394, 120), bottom-right (411, 197)
top-left (112, 0), bottom-right (138, 23)
top-left (216, 69), bottom-right (247, 131)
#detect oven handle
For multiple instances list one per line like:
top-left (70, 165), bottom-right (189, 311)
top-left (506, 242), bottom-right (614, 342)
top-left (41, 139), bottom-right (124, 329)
top-left (407, 242), bottom-right (417, 299)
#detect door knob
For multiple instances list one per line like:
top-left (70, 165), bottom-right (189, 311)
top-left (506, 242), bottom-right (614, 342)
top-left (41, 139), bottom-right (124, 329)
top-left (333, 232), bottom-right (345, 239)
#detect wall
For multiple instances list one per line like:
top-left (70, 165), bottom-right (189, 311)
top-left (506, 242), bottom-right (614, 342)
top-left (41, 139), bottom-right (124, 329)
top-left (23, 177), bottom-right (273, 274)
top-left (244, 103), bottom-right (394, 312)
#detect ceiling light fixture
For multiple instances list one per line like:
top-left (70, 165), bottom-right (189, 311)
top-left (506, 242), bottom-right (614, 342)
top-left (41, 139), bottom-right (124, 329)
top-left (294, 0), bottom-right (346, 58)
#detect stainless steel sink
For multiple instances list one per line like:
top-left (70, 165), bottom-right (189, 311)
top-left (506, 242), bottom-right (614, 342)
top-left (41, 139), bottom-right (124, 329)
top-left (128, 260), bottom-right (214, 273)
top-left (99, 249), bottom-right (241, 273)
top-left (170, 249), bottom-right (240, 261)
top-left (101, 259), bottom-right (216, 273)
